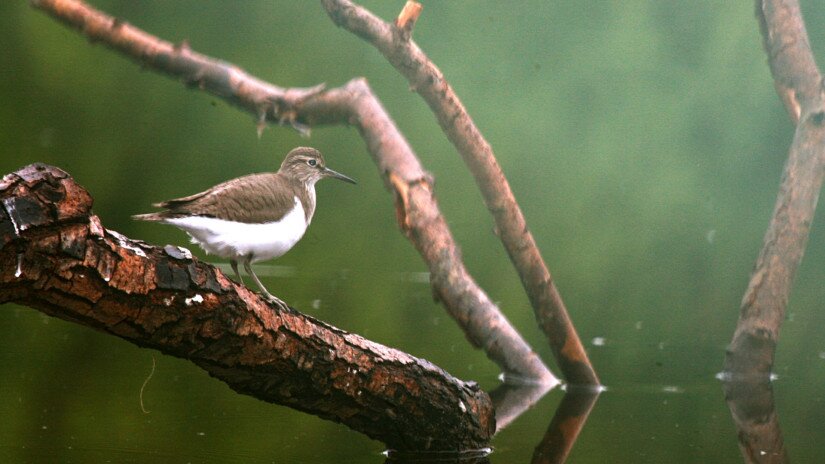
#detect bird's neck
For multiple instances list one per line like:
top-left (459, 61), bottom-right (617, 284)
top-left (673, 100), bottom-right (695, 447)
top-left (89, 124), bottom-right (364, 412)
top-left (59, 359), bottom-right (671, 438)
top-left (290, 179), bottom-right (317, 225)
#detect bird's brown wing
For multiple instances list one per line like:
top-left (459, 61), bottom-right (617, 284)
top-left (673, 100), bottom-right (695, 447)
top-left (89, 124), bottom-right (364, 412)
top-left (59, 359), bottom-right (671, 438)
top-left (145, 173), bottom-right (300, 224)
top-left (154, 190), bottom-right (210, 209)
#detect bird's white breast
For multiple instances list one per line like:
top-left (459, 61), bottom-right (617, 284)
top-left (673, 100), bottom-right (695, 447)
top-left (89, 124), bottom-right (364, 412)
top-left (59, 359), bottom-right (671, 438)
top-left (163, 196), bottom-right (308, 262)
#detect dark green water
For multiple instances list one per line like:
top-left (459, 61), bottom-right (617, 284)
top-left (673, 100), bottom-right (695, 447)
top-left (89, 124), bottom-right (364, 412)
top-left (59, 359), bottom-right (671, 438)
top-left (3, 1), bottom-right (825, 462)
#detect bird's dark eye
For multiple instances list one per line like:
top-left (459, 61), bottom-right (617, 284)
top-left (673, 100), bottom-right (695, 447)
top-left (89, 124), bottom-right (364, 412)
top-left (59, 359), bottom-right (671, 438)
top-left (307, 159), bottom-right (317, 167)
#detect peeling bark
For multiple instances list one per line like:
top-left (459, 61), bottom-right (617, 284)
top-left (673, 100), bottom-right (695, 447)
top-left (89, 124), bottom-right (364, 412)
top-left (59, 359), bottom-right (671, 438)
top-left (0, 163), bottom-right (494, 451)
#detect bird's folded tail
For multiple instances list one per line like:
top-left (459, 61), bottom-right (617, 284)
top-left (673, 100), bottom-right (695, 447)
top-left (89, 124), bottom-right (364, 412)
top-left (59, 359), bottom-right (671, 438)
top-left (132, 212), bottom-right (169, 222)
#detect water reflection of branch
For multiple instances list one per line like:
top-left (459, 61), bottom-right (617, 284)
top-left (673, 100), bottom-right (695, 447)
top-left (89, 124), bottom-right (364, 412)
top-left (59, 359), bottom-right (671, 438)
top-left (531, 387), bottom-right (601, 464)
top-left (721, 377), bottom-right (788, 463)
top-left (489, 381), bottom-right (555, 432)
top-left (383, 449), bottom-right (492, 464)
top-left (380, 384), bottom-right (598, 463)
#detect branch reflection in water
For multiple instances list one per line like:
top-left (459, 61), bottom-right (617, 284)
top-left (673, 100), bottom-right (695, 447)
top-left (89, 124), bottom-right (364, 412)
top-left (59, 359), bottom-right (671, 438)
top-left (380, 381), bottom-right (601, 464)
top-left (720, 371), bottom-right (788, 463)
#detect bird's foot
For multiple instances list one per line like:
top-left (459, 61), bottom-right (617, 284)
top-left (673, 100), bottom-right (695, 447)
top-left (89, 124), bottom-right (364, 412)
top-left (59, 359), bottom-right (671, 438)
top-left (263, 293), bottom-right (290, 311)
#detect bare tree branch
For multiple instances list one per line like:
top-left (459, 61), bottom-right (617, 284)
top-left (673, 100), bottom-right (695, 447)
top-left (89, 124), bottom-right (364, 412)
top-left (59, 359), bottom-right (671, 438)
top-left (320, 0), bottom-right (599, 386)
top-left (0, 163), bottom-right (494, 451)
top-left (724, 0), bottom-right (825, 376)
top-left (28, 0), bottom-right (555, 384)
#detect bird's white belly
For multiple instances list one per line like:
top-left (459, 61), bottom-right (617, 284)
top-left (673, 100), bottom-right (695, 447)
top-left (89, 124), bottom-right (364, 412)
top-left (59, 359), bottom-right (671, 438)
top-left (163, 197), bottom-right (307, 263)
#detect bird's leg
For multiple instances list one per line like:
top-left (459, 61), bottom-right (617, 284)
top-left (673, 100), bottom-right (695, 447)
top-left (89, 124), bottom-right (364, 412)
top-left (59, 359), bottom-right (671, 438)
top-left (243, 257), bottom-right (289, 311)
top-left (230, 259), bottom-right (243, 284)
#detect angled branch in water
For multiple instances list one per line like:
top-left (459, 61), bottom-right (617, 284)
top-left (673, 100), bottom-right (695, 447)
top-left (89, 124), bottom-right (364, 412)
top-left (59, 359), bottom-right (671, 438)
top-left (724, 0), bottom-right (825, 376)
top-left (0, 163), bottom-right (494, 451)
top-left (321, 0), bottom-right (598, 386)
top-left (30, 0), bottom-right (555, 384)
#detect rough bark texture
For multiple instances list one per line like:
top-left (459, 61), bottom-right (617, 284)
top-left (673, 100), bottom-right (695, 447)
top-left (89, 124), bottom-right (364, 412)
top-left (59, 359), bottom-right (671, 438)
top-left (30, 0), bottom-right (555, 384)
top-left (321, 0), bottom-right (598, 386)
top-left (0, 163), bottom-right (495, 451)
top-left (724, 0), bottom-right (825, 376)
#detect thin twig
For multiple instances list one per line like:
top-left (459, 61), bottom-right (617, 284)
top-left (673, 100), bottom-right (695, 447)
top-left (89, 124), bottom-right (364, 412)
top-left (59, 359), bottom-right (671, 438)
top-left (139, 355), bottom-right (156, 414)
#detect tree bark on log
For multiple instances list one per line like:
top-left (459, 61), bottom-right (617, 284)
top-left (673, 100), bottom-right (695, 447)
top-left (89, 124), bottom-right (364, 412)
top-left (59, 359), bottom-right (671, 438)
top-left (724, 0), bottom-right (825, 376)
top-left (29, 0), bottom-right (555, 385)
top-left (0, 163), bottom-right (495, 451)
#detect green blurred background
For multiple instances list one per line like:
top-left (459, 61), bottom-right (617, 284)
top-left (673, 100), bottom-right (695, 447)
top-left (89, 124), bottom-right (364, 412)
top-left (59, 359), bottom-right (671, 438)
top-left (2, 0), bottom-right (825, 462)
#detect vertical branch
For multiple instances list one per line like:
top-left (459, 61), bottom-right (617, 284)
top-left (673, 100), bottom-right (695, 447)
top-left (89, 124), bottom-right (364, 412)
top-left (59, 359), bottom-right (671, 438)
top-left (725, 0), bottom-right (825, 375)
top-left (321, 0), bottom-right (598, 385)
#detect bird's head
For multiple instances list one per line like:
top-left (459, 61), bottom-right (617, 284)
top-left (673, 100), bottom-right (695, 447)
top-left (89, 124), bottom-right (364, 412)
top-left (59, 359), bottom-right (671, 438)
top-left (279, 147), bottom-right (356, 186)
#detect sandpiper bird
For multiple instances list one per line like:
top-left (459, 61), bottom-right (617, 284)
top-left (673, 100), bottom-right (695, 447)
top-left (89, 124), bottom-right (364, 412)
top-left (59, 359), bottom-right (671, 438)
top-left (133, 147), bottom-right (356, 309)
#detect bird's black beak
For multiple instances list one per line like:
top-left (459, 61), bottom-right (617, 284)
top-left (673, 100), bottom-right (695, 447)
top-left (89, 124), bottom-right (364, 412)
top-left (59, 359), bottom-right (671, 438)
top-left (323, 167), bottom-right (357, 184)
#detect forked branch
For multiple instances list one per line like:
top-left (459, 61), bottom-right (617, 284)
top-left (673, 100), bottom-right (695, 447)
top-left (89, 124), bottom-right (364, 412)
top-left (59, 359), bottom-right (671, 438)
top-left (321, 0), bottom-right (598, 385)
